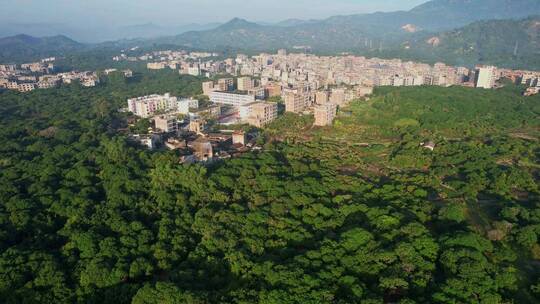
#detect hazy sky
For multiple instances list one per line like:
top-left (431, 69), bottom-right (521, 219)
top-left (0, 0), bottom-right (427, 26)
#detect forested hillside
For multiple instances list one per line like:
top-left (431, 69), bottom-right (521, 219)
top-left (0, 75), bottom-right (539, 303)
top-left (391, 16), bottom-right (540, 70)
top-left (0, 34), bottom-right (86, 63)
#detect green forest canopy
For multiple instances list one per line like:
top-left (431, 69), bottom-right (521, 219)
top-left (0, 73), bottom-right (539, 303)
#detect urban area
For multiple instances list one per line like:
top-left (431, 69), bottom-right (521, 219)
top-left (2, 49), bottom-right (540, 164)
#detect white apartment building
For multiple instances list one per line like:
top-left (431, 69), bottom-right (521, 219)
top-left (210, 91), bottom-right (255, 106)
top-left (476, 66), bottom-right (497, 89)
top-left (127, 93), bottom-right (178, 118)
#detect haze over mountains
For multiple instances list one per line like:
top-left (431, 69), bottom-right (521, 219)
top-left (1, 0), bottom-right (539, 69)
top-left (159, 0), bottom-right (540, 50)
top-left (0, 34), bottom-right (85, 63)
top-left (0, 22), bottom-right (223, 43)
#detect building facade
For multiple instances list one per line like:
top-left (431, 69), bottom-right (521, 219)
top-left (154, 115), bottom-right (178, 133)
top-left (476, 66), bottom-right (497, 89)
top-left (314, 103), bottom-right (337, 126)
top-left (210, 91), bottom-right (255, 106)
top-left (284, 91), bottom-right (307, 113)
top-left (246, 102), bottom-right (278, 127)
top-left (127, 93), bottom-right (178, 118)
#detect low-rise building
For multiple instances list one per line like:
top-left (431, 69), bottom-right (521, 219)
top-left (232, 131), bottom-right (246, 146)
top-left (130, 134), bottom-right (161, 150)
top-left (147, 62), bottom-right (166, 70)
top-left (189, 119), bottom-right (205, 134)
top-left (191, 139), bottom-right (213, 162)
top-left (154, 115), bottom-right (178, 133)
top-left (357, 86), bottom-right (374, 97)
top-left (17, 83), bottom-right (36, 92)
top-left (37, 79), bottom-right (59, 89)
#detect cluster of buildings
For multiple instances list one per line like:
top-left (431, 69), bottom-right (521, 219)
top-left (0, 58), bottom-right (112, 92)
top-left (202, 77), bottom-right (278, 128)
top-left (113, 50), bottom-right (219, 77)
top-left (499, 69), bottom-right (540, 96)
top-left (125, 92), bottom-right (261, 163)
top-left (131, 48), bottom-right (540, 126)
top-left (133, 47), bottom-right (539, 93)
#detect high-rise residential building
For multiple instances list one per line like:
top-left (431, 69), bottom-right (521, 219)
top-left (210, 91), bottom-right (255, 106)
top-left (217, 78), bottom-right (234, 91)
top-left (314, 103), bottom-right (337, 126)
top-left (476, 66), bottom-right (497, 89)
top-left (246, 102), bottom-right (278, 128)
top-left (154, 115), bottom-right (178, 133)
top-left (237, 77), bottom-right (254, 91)
top-left (277, 49), bottom-right (287, 56)
top-left (127, 93), bottom-right (178, 118)
top-left (284, 91), bottom-right (307, 113)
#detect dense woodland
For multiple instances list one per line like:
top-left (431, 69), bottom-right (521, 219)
top-left (0, 72), bottom-right (539, 303)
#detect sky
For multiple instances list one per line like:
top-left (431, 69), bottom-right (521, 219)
top-left (0, 0), bottom-right (428, 26)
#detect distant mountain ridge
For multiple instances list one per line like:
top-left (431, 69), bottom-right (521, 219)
top-left (0, 22), bottom-right (222, 43)
top-left (1, 0), bottom-right (539, 69)
top-left (0, 34), bottom-right (85, 63)
top-left (158, 0), bottom-right (540, 52)
top-left (381, 16), bottom-right (540, 69)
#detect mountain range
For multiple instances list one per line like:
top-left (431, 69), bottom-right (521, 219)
top-left (0, 0), bottom-right (539, 69)
top-left (156, 0), bottom-right (540, 52)
top-left (0, 22), bottom-right (223, 43)
top-left (0, 34), bottom-right (85, 63)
